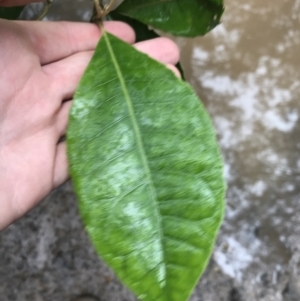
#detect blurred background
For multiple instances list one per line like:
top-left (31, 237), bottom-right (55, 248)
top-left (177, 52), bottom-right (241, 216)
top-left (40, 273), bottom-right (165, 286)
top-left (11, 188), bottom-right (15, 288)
top-left (1, 0), bottom-right (300, 300)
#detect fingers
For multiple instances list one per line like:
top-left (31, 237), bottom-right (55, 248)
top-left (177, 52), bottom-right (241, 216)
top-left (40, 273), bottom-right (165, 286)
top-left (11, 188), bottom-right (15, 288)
top-left (135, 37), bottom-right (180, 65)
top-left (0, 0), bottom-right (42, 6)
top-left (44, 37), bottom-right (180, 101)
top-left (43, 51), bottom-right (94, 101)
top-left (17, 21), bottom-right (135, 65)
top-left (53, 142), bottom-right (69, 188)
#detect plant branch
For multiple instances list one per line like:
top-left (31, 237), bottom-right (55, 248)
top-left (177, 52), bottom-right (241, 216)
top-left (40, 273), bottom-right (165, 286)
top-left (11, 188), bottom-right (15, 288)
top-left (37, 0), bottom-right (53, 21)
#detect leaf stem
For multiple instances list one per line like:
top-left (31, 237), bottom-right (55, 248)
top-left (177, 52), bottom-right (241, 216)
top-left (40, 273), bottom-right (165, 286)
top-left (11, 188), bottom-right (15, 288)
top-left (92, 0), bottom-right (115, 24)
top-left (36, 0), bottom-right (53, 21)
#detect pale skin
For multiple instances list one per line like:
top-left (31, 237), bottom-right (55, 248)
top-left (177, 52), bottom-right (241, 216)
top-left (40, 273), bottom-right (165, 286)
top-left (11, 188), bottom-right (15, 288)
top-left (0, 0), bottom-right (180, 230)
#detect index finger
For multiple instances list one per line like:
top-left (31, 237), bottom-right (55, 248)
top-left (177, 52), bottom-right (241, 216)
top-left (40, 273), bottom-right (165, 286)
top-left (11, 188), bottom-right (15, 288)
top-left (17, 20), bottom-right (136, 65)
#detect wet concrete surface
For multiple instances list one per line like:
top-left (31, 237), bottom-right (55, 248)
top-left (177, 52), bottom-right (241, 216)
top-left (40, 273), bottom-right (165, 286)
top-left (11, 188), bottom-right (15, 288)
top-left (1, 0), bottom-right (300, 300)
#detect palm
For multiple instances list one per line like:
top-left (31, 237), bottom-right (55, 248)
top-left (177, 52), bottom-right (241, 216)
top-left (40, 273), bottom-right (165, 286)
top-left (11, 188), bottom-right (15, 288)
top-left (0, 20), bottom-right (65, 229)
top-left (0, 19), bottom-right (179, 230)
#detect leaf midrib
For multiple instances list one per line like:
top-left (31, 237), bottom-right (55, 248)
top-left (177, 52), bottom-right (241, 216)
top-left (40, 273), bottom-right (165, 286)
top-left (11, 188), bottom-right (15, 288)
top-left (102, 30), bottom-right (167, 295)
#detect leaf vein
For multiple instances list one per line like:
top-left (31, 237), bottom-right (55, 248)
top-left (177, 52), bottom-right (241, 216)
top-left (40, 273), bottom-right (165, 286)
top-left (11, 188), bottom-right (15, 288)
top-left (103, 30), bottom-right (166, 281)
top-left (164, 234), bottom-right (202, 253)
top-left (80, 116), bottom-right (128, 150)
top-left (112, 180), bottom-right (148, 208)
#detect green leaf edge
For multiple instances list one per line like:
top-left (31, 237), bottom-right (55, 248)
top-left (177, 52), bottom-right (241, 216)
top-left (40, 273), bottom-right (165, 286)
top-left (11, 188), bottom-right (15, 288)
top-left (67, 30), bottom-right (226, 301)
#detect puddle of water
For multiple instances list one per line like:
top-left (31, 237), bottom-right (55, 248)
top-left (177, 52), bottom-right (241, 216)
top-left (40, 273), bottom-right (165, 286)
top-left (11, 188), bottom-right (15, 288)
top-left (179, 0), bottom-right (300, 282)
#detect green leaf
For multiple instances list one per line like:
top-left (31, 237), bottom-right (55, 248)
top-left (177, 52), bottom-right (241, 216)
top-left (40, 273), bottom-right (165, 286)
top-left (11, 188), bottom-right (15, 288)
top-left (67, 32), bottom-right (225, 301)
top-left (114, 0), bottom-right (224, 37)
top-left (108, 11), bottom-right (185, 79)
top-left (0, 6), bottom-right (23, 20)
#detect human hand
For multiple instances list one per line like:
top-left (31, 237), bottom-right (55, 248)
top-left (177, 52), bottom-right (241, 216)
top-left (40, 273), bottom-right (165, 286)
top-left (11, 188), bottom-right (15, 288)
top-left (0, 19), bottom-right (180, 230)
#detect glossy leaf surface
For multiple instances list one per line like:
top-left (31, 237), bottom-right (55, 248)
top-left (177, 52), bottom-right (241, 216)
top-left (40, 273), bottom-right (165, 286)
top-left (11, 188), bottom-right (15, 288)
top-left (67, 32), bottom-right (225, 301)
top-left (114, 0), bottom-right (224, 37)
top-left (0, 6), bottom-right (23, 20)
